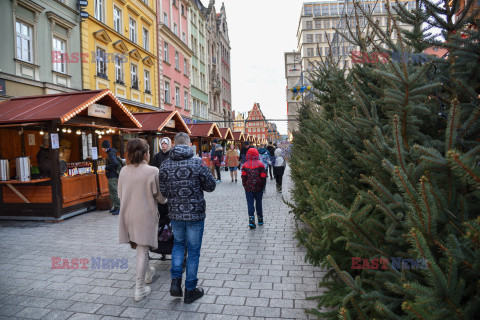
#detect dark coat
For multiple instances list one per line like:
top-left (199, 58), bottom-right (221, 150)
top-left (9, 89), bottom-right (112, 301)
top-left (240, 146), bottom-right (250, 164)
top-left (151, 150), bottom-right (171, 169)
top-left (159, 145), bottom-right (216, 221)
top-left (105, 148), bottom-right (119, 179)
top-left (266, 145), bottom-right (275, 156)
top-left (241, 148), bottom-right (267, 193)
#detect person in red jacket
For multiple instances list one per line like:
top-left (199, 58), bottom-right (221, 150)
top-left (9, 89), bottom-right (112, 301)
top-left (241, 148), bottom-right (267, 229)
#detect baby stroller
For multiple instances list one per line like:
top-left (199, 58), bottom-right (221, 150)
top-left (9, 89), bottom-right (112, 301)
top-left (149, 204), bottom-right (186, 270)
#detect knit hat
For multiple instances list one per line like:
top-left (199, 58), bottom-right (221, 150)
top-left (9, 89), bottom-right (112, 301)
top-left (101, 140), bottom-right (110, 148)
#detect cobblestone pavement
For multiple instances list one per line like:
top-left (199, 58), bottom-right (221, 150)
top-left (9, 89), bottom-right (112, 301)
top-left (0, 166), bottom-right (325, 319)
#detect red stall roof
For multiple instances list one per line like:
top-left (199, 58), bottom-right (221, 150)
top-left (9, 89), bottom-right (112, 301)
top-left (0, 89), bottom-right (141, 128)
top-left (188, 123), bottom-right (222, 138)
top-left (131, 111), bottom-right (191, 134)
top-left (232, 131), bottom-right (245, 142)
top-left (218, 127), bottom-right (234, 140)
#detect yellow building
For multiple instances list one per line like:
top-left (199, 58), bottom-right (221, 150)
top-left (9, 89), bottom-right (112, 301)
top-left (81, 0), bottom-right (158, 112)
top-left (233, 112), bottom-right (245, 132)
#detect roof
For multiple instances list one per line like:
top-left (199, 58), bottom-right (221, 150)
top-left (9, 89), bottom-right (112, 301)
top-left (0, 89), bottom-right (141, 128)
top-left (218, 127), bottom-right (234, 140)
top-left (232, 131), bottom-right (245, 141)
top-left (187, 123), bottom-right (222, 138)
top-left (131, 111), bottom-right (191, 134)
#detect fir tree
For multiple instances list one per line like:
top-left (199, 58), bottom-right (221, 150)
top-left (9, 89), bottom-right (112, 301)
top-left (290, 0), bottom-right (480, 318)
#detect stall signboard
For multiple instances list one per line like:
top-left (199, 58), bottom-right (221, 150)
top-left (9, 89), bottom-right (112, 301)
top-left (88, 104), bottom-right (112, 119)
top-left (165, 119), bottom-right (175, 128)
top-left (51, 133), bottom-right (60, 149)
top-left (91, 147), bottom-right (98, 160)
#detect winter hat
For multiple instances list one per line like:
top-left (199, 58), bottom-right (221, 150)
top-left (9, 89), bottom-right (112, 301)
top-left (101, 140), bottom-right (110, 148)
top-left (246, 147), bottom-right (259, 161)
top-left (159, 137), bottom-right (172, 152)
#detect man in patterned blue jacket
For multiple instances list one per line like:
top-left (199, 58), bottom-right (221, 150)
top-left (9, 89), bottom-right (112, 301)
top-left (159, 132), bottom-right (216, 304)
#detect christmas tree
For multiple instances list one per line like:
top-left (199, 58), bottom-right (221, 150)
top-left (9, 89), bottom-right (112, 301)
top-left (290, 0), bottom-right (480, 318)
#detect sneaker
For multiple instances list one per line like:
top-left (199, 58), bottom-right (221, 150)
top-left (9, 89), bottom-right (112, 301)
top-left (111, 209), bottom-right (120, 215)
top-left (184, 287), bottom-right (204, 304)
top-left (109, 208), bottom-right (115, 213)
top-left (258, 216), bottom-right (264, 226)
top-left (249, 217), bottom-right (256, 229)
top-left (235, 179), bottom-right (237, 182)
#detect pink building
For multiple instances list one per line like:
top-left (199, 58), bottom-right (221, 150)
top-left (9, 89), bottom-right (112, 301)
top-left (157, 0), bottom-right (194, 119)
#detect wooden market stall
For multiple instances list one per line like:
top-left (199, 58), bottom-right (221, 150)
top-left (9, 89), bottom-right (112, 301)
top-left (232, 131), bottom-right (245, 149)
top-left (129, 111), bottom-right (191, 159)
top-left (218, 127), bottom-right (234, 146)
top-left (0, 89), bottom-right (141, 221)
top-left (187, 123), bottom-right (222, 166)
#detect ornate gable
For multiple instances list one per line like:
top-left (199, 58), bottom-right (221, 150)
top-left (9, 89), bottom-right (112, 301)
top-left (93, 29), bottom-right (112, 44)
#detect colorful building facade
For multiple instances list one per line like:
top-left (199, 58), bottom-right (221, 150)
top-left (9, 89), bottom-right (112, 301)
top-left (189, 0), bottom-right (209, 122)
top-left (157, 0), bottom-right (193, 119)
top-left (0, 0), bottom-right (82, 102)
top-left (81, 0), bottom-right (158, 113)
top-left (245, 103), bottom-right (268, 142)
top-left (233, 112), bottom-right (245, 132)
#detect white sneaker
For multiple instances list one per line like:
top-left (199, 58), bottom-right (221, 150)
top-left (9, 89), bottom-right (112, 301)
top-left (134, 278), bottom-right (151, 301)
top-left (145, 266), bottom-right (155, 284)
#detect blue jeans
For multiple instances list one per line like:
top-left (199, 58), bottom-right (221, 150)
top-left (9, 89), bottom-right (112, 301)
top-left (170, 219), bottom-right (205, 291)
top-left (245, 191), bottom-right (263, 218)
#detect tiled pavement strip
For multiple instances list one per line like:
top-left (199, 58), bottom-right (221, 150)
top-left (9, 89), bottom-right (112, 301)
top-left (0, 165), bottom-right (326, 319)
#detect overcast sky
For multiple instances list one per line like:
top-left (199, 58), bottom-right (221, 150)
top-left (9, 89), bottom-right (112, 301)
top-left (219, 0), bottom-right (306, 135)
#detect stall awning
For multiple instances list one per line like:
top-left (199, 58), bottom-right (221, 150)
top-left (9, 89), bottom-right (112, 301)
top-left (0, 89), bottom-right (141, 128)
top-left (188, 123), bottom-right (221, 138)
top-left (232, 131), bottom-right (245, 142)
top-left (130, 110), bottom-right (191, 134)
top-left (218, 127), bottom-right (234, 140)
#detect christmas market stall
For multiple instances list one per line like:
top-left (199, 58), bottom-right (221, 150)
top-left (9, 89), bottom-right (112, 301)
top-left (0, 89), bottom-right (141, 221)
top-left (218, 127), bottom-right (234, 147)
top-left (127, 111), bottom-right (191, 160)
top-left (232, 131), bottom-right (245, 149)
top-left (187, 123), bottom-right (221, 165)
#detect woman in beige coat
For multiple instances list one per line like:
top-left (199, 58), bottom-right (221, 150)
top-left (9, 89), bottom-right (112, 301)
top-left (118, 138), bottom-right (167, 302)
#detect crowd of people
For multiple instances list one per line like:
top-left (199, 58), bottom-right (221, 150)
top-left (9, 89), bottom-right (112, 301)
top-left (101, 134), bottom-right (288, 304)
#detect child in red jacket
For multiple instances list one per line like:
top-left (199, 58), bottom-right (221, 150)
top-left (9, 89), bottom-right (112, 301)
top-left (241, 148), bottom-right (267, 229)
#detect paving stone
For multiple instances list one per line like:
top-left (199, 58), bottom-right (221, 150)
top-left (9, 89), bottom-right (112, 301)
top-left (0, 167), bottom-right (327, 319)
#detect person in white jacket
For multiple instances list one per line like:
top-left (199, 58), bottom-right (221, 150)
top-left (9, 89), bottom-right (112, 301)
top-left (272, 148), bottom-right (286, 192)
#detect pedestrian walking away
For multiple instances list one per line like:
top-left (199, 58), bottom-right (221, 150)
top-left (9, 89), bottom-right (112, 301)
top-left (226, 144), bottom-right (239, 182)
top-left (241, 148), bottom-right (267, 229)
top-left (118, 138), bottom-right (167, 302)
top-left (273, 148), bottom-right (286, 193)
top-left (266, 141), bottom-right (276, 180)
top-left (101, 140), bottom-right (122, 215)
top-left (159, 132), bottom-right (216, 304)
top-left (211, 140), bottom-right (223, 182)
top-left (240, 141), bottom-right (251, 166)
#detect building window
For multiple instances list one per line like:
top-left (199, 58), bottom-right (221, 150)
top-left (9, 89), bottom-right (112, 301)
top-left (115, 55), bottom-right (124, 84)
top-left (52, 37), bottom-right (66, 73)
top-left (182, 32), bottom-right (186, 43)
top-left (131, 64), bottom-right (138, 89)
top-left (181, 4), bottom-right (185, 16)
top-left (16, 21), bottom-right (33, 63)
top-left (143, 28), bottom-right (149, 50)
top-left (322, 4), bottom-right (330, 16)
top-left (307, 48), bottom-right (314, 57)
top-left (305, 21), bottom-right (312, 29)
top-left (306, 34), bottom-right (313, 43)
top-left (164, 81), bottom-right (170, 103)
top-left (175, 51), bottom-right (179, 70)
top-left (129, 18), bottom-right (137, 43)
top-left (164, 42), bottom-right (169, 62)
top-left (304, 5), bottom-right (312, 15)
top-left (173, 23), bottom-right (178, 35)
top-left (184, 58), bottom-right (188, 76)
top-left (175, 87), bottom-right (180, 107)
top-left (184, 90), bottom-right (189, 109)
top-left (315, 20), bottom-right (321, 29)
top-left (96, 48), bottom-right (107, 77)
top-left (113, 7), bottom-right (122, 33)
top-left (95, 0), bottom-right (105, 22)
top-left (141, 0), bottom-right (148, 5)
top-left (316, 34), bottom-right (321, 42)
top-left (313, 5), bottom-right (321, 15)
top-left (163, 12), bottom-right (168, 26)
top-left (144, 70), bottom-right (150, 93)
